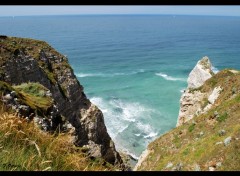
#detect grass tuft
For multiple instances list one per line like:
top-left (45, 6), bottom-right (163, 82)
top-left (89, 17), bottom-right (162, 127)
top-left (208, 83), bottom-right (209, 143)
top-left (0, 108), bottom-right (116, 171)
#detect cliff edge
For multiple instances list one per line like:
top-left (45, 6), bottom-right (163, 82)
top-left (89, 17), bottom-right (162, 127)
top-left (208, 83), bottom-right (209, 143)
top-left (0, 36), bottom-right (124, 169)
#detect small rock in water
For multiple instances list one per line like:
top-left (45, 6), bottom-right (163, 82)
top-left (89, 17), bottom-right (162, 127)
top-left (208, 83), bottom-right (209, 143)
top-left (166, 162), bottom-right (173, 168)
top-left (224, 136), bottom-right (232, 146)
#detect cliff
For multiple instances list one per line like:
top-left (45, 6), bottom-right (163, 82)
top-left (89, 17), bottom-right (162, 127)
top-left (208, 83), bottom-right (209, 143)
top-left (0, 36), bottom-right (125, 170)
top-left (177, 56), bottom-right (215, 127)
top-left (135, 57), bottom-right (240, 171)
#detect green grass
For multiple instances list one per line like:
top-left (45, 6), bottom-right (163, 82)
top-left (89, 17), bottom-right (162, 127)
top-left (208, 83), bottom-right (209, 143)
top-left (13, 82), bottom-right (53, 112)
top-left (137, 69), bottom-right (240, 171)
top-left (217, 112), bottom-right (228, 122)
top-left (188, 124), bottom-right (195, 132)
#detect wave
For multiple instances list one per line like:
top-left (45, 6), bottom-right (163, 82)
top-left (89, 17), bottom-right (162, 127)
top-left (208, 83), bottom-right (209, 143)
top-left (135, 122), bottom-right (158, 140)
top-left (76, 69), bottom-right (145, 78)
top-left (109, 99), bottom-right (154, 123)
top-left (75, 73), bottom-right (105, 78)
top-left (90, 96), bottom-right (159, 156)
top-left (134, 133), bottom-right (141, 137)
top-left (211, 66), bottom-right (219, 74)
top-left (155, 72), bottom-right (186, 81)
top-left (143, 132), bottom-right (158, 139)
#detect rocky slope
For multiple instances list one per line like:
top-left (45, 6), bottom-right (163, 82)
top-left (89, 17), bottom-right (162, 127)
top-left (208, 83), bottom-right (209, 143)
top-left (135, 57), bottom-right (240, 171)
top-left (0, 36), bottom-right (124, 169)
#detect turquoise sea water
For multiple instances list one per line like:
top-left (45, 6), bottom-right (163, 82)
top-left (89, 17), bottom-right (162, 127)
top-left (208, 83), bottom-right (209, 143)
top-left (1, 15), bottom-right (240, 158)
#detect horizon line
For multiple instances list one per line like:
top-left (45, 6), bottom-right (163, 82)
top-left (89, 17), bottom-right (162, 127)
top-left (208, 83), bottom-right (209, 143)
top-left (1, 13), bottom-right (240, 17)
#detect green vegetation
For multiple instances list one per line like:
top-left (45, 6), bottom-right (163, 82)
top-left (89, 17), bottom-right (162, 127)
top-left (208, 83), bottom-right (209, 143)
top-left (137, 69), bottom-right (240, 171)
top-left (0, 36), bottom-right (72, 86)
top-left (0, 81), bottom-right (14, 93)
top-left (188, 86), bottom-right (203, 93)
top-left (188, 123), bottom-right (195, 132)
top-left (217, 112), bottom-right (228, 122)
top-left (0, 110), bottom-right (115, 171)
top-left (57, 84), bottom-right (68, 99)
top-left (13, 82), bottom-right (47, 97)
top-left (201, 97), bottom-right (209, 109)
top-left (13, 82), bottom-right (53, 112)
top-left (0, 36), bottom-right (122, 171)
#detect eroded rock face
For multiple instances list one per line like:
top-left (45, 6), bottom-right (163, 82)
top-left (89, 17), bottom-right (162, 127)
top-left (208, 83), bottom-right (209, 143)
top-left (187, 56), bottom-right (213, 89)
top-left (0, 36), bottom-right (124, 167)
top-left (177, 56), bottom-right (215, 127)
top-left (177, 89), bottom-right (206, 126)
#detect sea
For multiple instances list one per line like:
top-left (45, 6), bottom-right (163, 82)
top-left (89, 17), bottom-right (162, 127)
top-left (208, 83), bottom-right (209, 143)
top-left (1, 15), bottom-right (240, 160)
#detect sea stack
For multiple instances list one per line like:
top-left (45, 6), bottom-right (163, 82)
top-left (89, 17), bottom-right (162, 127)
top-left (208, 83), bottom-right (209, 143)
top-left (187, 56), bottom-right (214, 89)
top-left (177, 56), bottom-right (214, 127)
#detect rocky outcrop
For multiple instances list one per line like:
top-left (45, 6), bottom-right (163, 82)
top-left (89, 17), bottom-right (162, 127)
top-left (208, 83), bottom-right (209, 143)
top-left (177, 56), bottom-right (215, 127)
top-left (208, 86), bottom-right (222, 104)
top-left (136, 67), bottom-right (240, 171)
top-left (187, 56), bottom-right (214, 89)
top-left (0, 36), bottom-right (124, 168)
top-left (0, 82), bottom-right (65, 132)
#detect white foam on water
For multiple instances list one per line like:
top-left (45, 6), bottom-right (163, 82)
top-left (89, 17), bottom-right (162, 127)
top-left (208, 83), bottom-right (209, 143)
top-left (134, 133), bottom-right (141, 137)
top-left (155, 72), bottom-right (186, 81)
top-left (90, 97), bottom-right (126, 138)
top-left (109, 99), bottom-right (153, 123)
top-left (90, 96), bottom-right (158, 157)
top-left (211, 66), bottom-right (219, 74)
top-left (76, 69), bottom-right (146, 78)
top-left (143, 132), bottom-right (158, 139)
top-left (135, 122), bottom-right (158, 139)
top-left (75, 73), bottom-right (105, 78)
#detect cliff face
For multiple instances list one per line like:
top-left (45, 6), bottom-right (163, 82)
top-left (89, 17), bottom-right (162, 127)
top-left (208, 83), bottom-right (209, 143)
top-left (177, 56), bottom-right (215, 127)
top-left (135, 57), bottom-right (240, 171)
top-left (0, 36), bottom-right (123, 168)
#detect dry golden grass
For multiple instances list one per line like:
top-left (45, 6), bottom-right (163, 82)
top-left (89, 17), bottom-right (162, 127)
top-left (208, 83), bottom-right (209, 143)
top-left (0, 106), bottom-right (116, 171)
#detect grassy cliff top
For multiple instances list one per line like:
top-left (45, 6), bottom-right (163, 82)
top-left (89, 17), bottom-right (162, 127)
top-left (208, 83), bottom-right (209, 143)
top-left (0, 36), bottom-right (73, 86)
top-left (0, 81), bottom-right (53, 113)
top-left (137, 69), bottom-right (240, 171)
top-left (0, 36), bottom-right (60, 62)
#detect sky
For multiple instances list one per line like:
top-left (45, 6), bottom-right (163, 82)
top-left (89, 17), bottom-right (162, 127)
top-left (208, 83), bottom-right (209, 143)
top-left (0, 6), bottom-right (240, 17)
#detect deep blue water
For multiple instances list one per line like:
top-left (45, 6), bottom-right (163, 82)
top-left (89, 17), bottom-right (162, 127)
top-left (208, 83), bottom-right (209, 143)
top-left (1, 15), bottom-right (240, 158)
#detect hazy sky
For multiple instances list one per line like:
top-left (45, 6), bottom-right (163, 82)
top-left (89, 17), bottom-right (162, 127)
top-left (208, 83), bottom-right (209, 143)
top-left (0, 6), bottom-right (240, 17)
